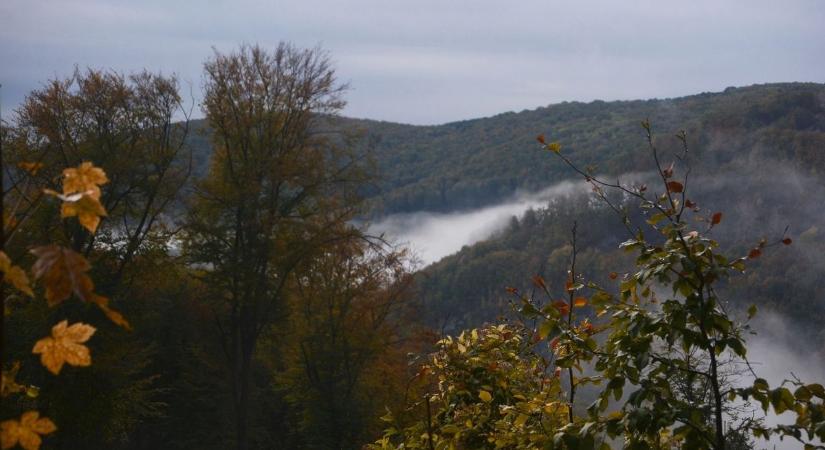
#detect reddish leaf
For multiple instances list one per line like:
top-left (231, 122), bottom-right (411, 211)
top-left (531, 275), bottom-right (547, 290)
top-left (666, 181), bottom-right (684, 193)
top-left (748, 248), bottom-right (762, 259)
top-left (573, 297), bottom-right (588, 308)
top-left (536, 134), bottom-right (546, 144)
top-left (782, 238), bottom-right (792, 245)
top-left (711, 212), bottom-right (722, 225)
top-left (608, 272), bottom-right (618, 280)
top-left (552, 300), bottom-right (570, 316)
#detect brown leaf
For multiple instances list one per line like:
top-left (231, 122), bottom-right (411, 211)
top-left (711, 212), bottom-right (722, 225)
top-left (0, 251), bottom-right (33, 297)
top-left (17, 162), bottom-right (44, 176)
top-left (552, 300), bottom-right (570, 316)
top-left (536, 134), bottom-right (545, 144)
top-left (531, 275), bottom-right (547, 290)
top-left (608, 272), bottom-right (618, 280)
top-left (30, 246), bottom-right (92, 306)
top-left (782, 238), bottom-right (792, 245)
top-left (0, 411), bottom-right (56, 450)
top-left (748, 248), bottom-right (762, 259)
top-left (29, 246), bottom-right (130, 328)
top-left (666, 181), bottom-right (683, 193)
top-left (32, 321), bottom-right (96, 375)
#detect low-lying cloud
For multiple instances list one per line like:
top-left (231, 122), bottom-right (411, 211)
top-left (369, 180), bottom-right (583, 265)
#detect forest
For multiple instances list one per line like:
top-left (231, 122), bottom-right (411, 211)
top-left (1, 43), bottom-right (825, 450)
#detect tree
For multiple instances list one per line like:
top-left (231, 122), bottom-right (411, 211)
top-left (368, 323), bottom-right (569, 450)
top-left (183, 43), bottom-right (369, 450)
top-left (2, 69), bottom-right (191, 448)
top-left (525, 125), bottom-right (825, 449)
top-left (277, 239), bottom-right (417, 448)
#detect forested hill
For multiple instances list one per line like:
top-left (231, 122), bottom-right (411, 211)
top-left (187, 82), bottom-right (825, 215)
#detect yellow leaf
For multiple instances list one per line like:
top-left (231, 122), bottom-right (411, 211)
top-left (32, 320), bottom-right (96, 375)
top-left (62, 162), bottom-right (108, 200)
top-left (0, 252), bottom-right (33, 297)
top-left (547, 142), bottom-right (562, 153)
top-left (478, 390), bottom-right (492, 403)
top-left (1, 411), bottom-right (56, 450)
top-left (573, 297), bottom-right (588, 308)
top-left (60, 195), bottom-right (107, 233)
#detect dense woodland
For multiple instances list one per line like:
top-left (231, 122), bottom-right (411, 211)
top-left (1, 43), bottom-right (824, 450)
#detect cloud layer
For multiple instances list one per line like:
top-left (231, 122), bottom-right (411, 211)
top-left (2, 0), bottom-right (825, 124)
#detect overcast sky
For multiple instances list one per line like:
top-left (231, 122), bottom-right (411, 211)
top-left (2, 0), bottom-right (824, 125)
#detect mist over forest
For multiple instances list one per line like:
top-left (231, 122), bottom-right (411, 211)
top-left (3, 1), bottom-right (825, 448)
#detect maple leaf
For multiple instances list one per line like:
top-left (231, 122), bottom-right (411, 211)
top-left (29, 246), bottom-right (130, 328)
top-left (60, 195), bottom-right (107, 233)
top-left (62, 162), bottom-right (108, 200)
top-left (0, 411), bottom-right (56, 450)
top-left (30, 246), bottom-right (92, 306)
top-left (0, 251), bottom-right (33, 297)
top-left (32, 320), bottom-right (96, 375)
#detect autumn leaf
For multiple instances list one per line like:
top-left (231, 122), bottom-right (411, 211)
top-left (536, 134), bottom-right (546, 144)
top-left (0, 251), bottom-right (33, 297)
top-left (531, 275), bottom-right (547, 290)
top-left (0, 411), bottom-right (56, 450)
top-left (478, 390), bottom-right (492, 403)
top-left (608, 272), bottom-right (618, 280)
top-left (711, 212), bottom-right (723, 225)
top-left (573, 297), bottom-right (588, 308)
top-left (30, 246), bottom-right (93, 306)
top-left (666, 181), bottom-right (684, 193)
top-left (62, 162), bottom-right (108, 200)
top-left (547, 142), bottom-right (562, 153)
top-left (29, 246), bottom-right (129, 328)
top-left (748, 248), bottom-right (762, 259)
top-left (32, 320), bottom-right (96, 375)
top-left (17, 162), bottom-right (44, 176)
top-left (552, 300), bottom-right (570, 316)
top-left (60, 195), bottom-right (107, 233)
top-left (782, 238), bottom-right (792, 245)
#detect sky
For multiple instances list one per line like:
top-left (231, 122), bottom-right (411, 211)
top-left (1, 0), bottom-right (824, 125)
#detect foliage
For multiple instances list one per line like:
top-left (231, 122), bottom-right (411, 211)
top-left (1, 160), bottom-right (119, 450)
top-left (509, 124), bottom-right (825, 449)
top-left (368, 323), bottom-right (571, 450)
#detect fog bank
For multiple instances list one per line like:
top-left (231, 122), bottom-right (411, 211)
top-left (369, 180), bottom-right (583, 265)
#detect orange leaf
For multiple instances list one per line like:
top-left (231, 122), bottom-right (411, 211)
top-left (32, 320), bottom-right (96, 375)
top-left (62, 162), bottom-right (108, 200)
top-left (666, 181), bottom-right (683, 193)
top-left (531, 275), bottom-right (547, 290)
top-left (711, 212), bottom-right (722, 225)
top-left (573, 297), bottom-right (588, 308)
top-left (0, 251), bottom-right (33, 297)
top-left (552, 300), bottom-right (570, 316)
top-left (536, 134), bottom-right (546, 144)
top-left (17, 162), bottom-right (44, 176)
top-left (0, 411), bottom-right (56, 450)
top-left (60, 195), bottom-right (107, 233)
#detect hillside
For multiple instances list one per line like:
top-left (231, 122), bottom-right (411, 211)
top-left (186, 83), bottom-right (825, 215)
